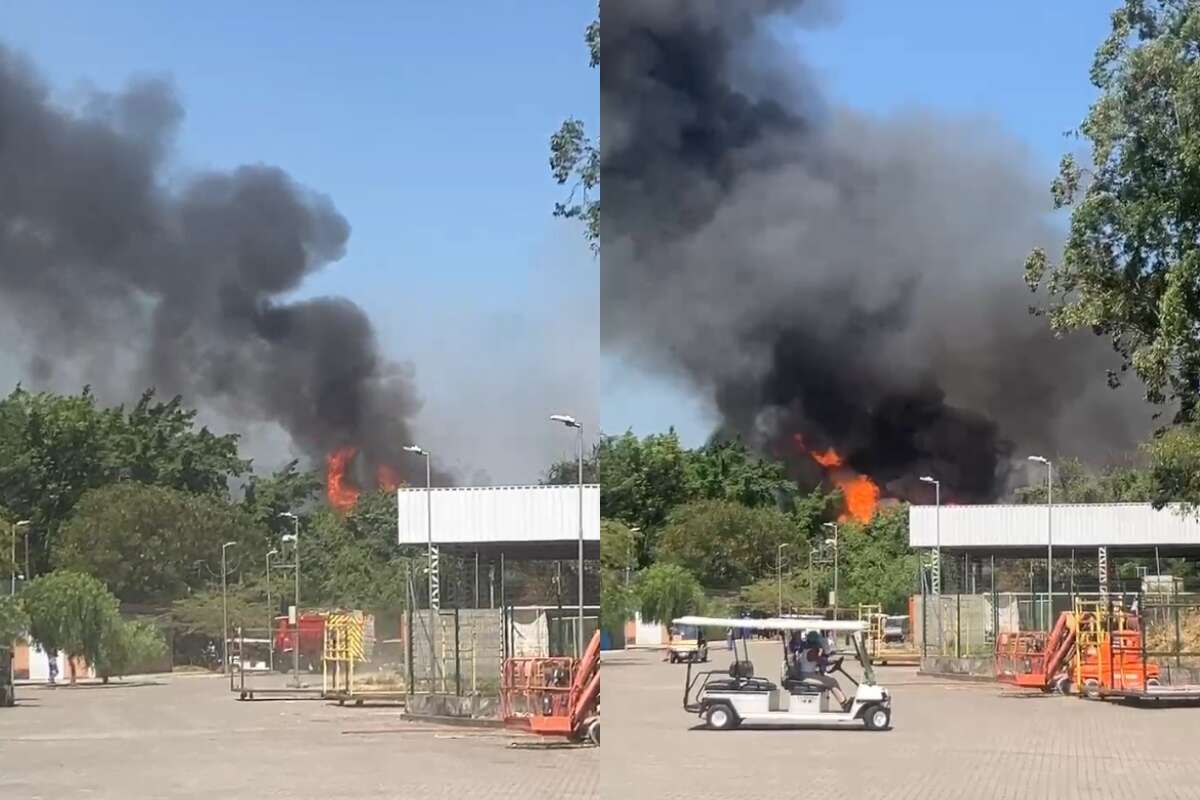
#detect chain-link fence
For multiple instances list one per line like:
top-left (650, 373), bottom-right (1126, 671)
top-left (914, 551), bottom-right (1200, 673)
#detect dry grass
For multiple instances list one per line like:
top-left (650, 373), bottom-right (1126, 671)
top-left (1145, 607), bottom-right (1200, 655)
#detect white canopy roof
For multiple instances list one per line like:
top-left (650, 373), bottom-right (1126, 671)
top-left (396, 484), bottom-right (600, 559)
top-left (909, 503), bottom-right (1200, 549)
top-left (673, 615), bottom-right (868, 632)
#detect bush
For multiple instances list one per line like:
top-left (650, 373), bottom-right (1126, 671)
top-left (96, 619), bottom-right (168, 682)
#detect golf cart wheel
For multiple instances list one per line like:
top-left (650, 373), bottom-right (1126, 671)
top-left (1147, 678), bottom-right (1161, 688)
top-left (668, 653), bottom-right (677, 664)
top-left (586, 718), bottom-right (600, 745)
top-left (1082, 679), bottom-right (1101, 699)
top-left (863, 705), bottom-right (890, 731)
top-left (1053, 676), bottom-right (1072, 696)
top-left (705, 703), bottom-right (739, 731)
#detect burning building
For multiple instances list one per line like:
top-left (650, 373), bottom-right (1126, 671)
top-left (601, 0), bottom-right (1151, 517)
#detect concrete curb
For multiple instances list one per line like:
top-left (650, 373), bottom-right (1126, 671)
top-left (399, 712), bottom-right (507, 729)
top-left (916, 670), bottom-right (997, 684)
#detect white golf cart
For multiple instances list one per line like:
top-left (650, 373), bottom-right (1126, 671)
top-left (674, 615), bottom-right (892, 731)
top-left (667, 623), bottom-right (709, 664)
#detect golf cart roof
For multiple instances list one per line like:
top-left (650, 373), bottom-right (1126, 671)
top-left (673, 615), bottom-right (868, 633)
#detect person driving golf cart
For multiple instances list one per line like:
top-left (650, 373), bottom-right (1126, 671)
top-left (792, 630), bottom-right (850, 710)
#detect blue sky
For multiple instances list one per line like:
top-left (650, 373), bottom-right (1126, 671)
top-left (601, 0), bottom-right (1116, 446)
top-left (2, 1), bottom-right (599, 482)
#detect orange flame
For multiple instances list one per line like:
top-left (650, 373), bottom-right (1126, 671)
top-left (326, 446), bottom-right (360, 512)
top-left (375, 463), bottom-right (401, 492)
top-left (836, 473), bottom-right (881, 524)
top-left (810, 448), bottom-right (843, 468)
top-left (794, 437), bottom-right (880, 523)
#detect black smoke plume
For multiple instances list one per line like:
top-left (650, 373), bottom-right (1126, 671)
top-left (601, 0), bottom-right (1149, 502)
top-left (0, 46), bottom-right (437, 487)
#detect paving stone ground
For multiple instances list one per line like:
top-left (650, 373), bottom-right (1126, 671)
top-left (0, 673), bottom-right (598, 799)
top-left (603, 641), bottom-right (1200, 800)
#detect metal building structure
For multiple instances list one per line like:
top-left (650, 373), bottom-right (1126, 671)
top-left (906, 503), bottom-right (1200, 672)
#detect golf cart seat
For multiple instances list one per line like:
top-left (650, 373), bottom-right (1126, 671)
top-left (729, 660), bottom-right (755, 679)
top-left (782, 677), bottom-right (824, 695)
top-left (704, 660), bottom-right (776, 693)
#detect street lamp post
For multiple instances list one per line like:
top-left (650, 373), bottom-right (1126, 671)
top-left (402, 446), bottom-right (435, 613)
top-left (279, 512), bottom-right (300, 687)
top-left (266, 548), bottom-right (278, 672)
top-left (823, 523), bottom-right (839, 620)
top-left (920, 476), bottom-right (944, 654)
top-left (627, 527), bottom-right (640, 588)
top-left (1028, 456), bottom-right (1053, 630)
top-left (551, 414), bottom-right (586, 659)
top-left (9, 520), bottom-right (30, 595)
top-left (220, 541), bottom-right (237, 675)
top-left (808, 546), bottom-right (818, 611)
top-left (777, 543), bottom-right (790, 616)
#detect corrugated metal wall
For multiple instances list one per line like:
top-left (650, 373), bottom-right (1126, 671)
top-left (396, 484), bottom-right (601, 545)
top-left (909, 503), bottom-right (1200, 548)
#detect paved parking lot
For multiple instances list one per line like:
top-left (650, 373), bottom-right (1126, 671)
top-left (603, 641), bottom-right (1200, 800)
top-left (0, 674), bottom-right (598, 800)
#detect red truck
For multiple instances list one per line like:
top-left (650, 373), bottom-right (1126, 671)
top-left (272, 613), bottom-right (325, 672)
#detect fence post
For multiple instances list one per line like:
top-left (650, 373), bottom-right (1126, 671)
top-left (955, 553), bottom-right (963, 659)
top-left (1175, 604), bottom-right (1182, 671)
top-left (920, 559), bottom-right (928, 658)
top-left (990, 554), bottom-right (997, 647)
top-left (454, 608), bottom-right (462, 697)
top-left (406, 573), bottom-right (415, 697)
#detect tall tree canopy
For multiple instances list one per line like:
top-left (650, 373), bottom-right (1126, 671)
top-left (549, 4), bottom-right (599, 250)
top-left (0, 387), bottom-right (246, 573)
top-left (1025, 1), bottom-right (1200, 412)
top-left (655, 500), bottom-right (802, 590)
top-left (55, 483), bottom-right (259, 603)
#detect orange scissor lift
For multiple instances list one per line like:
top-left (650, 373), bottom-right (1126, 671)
top-left (1070, 598), bottom-right (1159, 699)
top-left (996, 599), bottom-right (1160, 699)
top-left (500, 629), bottom-right (600, 745)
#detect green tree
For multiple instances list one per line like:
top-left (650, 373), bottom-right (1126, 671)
top-left (599, 519), bottom-right (639, 638)
top-left (598, 430), bottom-right (691, 536)
top-left (684, 439), bottom-right (799, 509)
top-left (115, 391), bottom-right (247, 495)
top-left (22, 570), bottom-right (120, 683)
top-left (637, 563), bottom-right (703, 625)
top-left (1147, 424), bottom-right (1200, 507)
top-left (600, 518), bottom-right (638, 573)
top-left (297, 492), bottom-right (413, 609)
top-left (738, 573), bottom-right (817, 616)
top-left (655, 499), bottom-right (802, 589)
top-left (541, 443), bottom-right (599, 486)
top-left (0, 387), bottom-right (247, 575)
top-left (1025, 2), bottom-right (1200, 413)
top-left (550, 4), bottom-right (599, 251)
top-left (55, 483), bottom-right (260, 603)
top-left (0, 595), bottom-right (28, 646)
top-left (836, 508), bottom-right (919, 614)
top-left (1011, 457), bottom-right (1154, 504)
top-left (241, 461), bottom-right (322, 537)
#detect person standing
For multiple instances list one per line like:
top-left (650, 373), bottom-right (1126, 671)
top-left (46, 649), bottom-right (58, 686)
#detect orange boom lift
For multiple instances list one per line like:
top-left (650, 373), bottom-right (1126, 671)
top-left (500, 629), bottom-right (600, 744)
